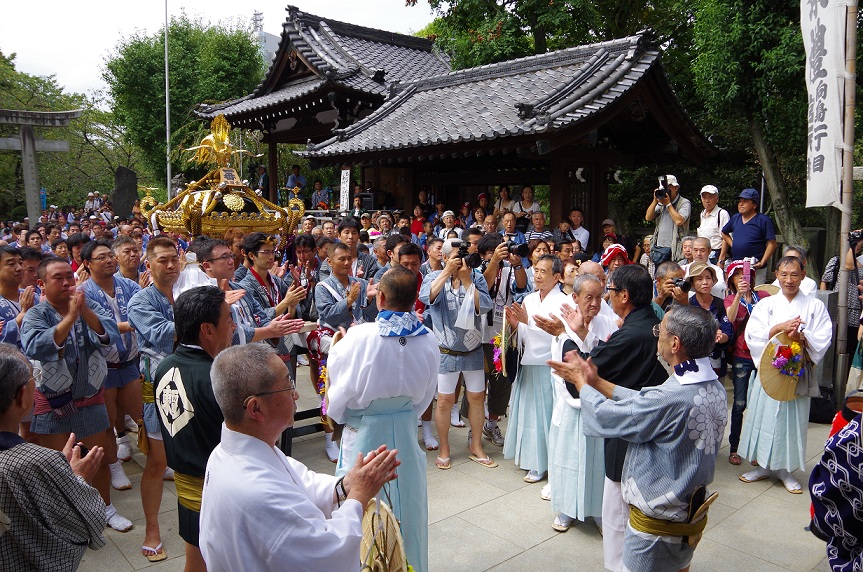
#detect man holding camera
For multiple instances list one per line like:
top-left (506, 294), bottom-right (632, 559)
top-left (478, 234), bottom-right (528, 446)
top-left (420, 239), bottom-right (494, 469)
top-left (645, 175), bottom-right (691, 266)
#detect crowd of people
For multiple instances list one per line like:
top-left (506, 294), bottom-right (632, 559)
top-left (0, 175), bottom-right (859, 572)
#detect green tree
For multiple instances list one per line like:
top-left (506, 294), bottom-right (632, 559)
top-left (0, 51), bottom-right (140, 218)
top-left (103, 14), bottom-right (265, 187)
top-left (691, 0), bottom-right (810, 250)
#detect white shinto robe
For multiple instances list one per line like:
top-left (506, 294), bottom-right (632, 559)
top-left (739, 290), bottom-right (832, 471)
top-left (199, 426), bottom-right (364, 572)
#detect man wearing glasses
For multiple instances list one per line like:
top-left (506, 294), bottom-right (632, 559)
top-left (80, 239), bottom-right (142, 492)
top-left (152, 286), bottom-right (235, 571)
top-left (200, 343), bottom-right (400, 572)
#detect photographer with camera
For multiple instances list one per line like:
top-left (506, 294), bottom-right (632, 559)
top-left (652, 260), bottom-right (690, 313)
top-left (472, 234), bottom-right (528, 447)
top-left (420, 239), bottom-right (495, 470)
top-left (645, 174), bottom-right (691, 266)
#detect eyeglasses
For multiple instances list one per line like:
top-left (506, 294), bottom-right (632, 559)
top-left (206, 253), bottom-right (234, 263)
top-left (91, 254), bottom-right (117, 262)
top-left (31, 369), bottom-right (42, 385)
top-left (652, 324), bottom-right (661, 338)
top-left (243, 383), bottom-right (296, 408)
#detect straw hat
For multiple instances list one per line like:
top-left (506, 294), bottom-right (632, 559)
top-left (758, 332), bottom-right (808, 401)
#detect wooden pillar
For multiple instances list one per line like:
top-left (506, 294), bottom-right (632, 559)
top-left (267, 140), bottom-right (278, 204)
top-left (19, 125), bottom-right (42, 226)
top-left (593, 162), bottom-right (609, 252)
top-left (548, 160), bottom-right (568, 227)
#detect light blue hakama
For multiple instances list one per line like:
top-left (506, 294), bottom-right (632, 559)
top-left (738, 373), bottom-right (809, 472)
top-left (335, 397), bottom-right (428, 572)
top-left (548, 405), bottom-right (605, 521)
top-left (503, 364), bottom-right (554, 474)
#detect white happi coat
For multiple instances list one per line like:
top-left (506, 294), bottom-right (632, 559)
top-left (199, 426), bottom-right (364, 572)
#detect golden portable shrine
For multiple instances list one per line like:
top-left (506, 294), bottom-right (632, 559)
top-left (140, 115), bottom-right (304, 239)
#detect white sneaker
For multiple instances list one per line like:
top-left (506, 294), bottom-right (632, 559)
top-left (297, 354), bottom-right (309, 366)
top-left (124, 414), bottom-right (138, 433)
top-left (325, 440), bottom-right (340, 463)
top-left (116, 435), bottom-right (132, 462)
top-left (109, 461), bottom-right (132, 490)
top-left (163, 467), bottom-right (175, 481)
top-left (105, 504), bottom-right (133, 532)
top-left (540, 483), bottom-right (552, 501)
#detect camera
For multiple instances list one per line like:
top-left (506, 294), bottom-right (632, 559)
top-left (504, 233), bottom-right (529, 258)
top-left (453, 240), bottom-right (483, 269)
top-left (850, 229), bottom-right (863, 250)
top-left (671, 277), bottom-right (691, 293)
top-left (655, 175), bottom-right (668, 199)
top-left (508, 243), bottom-right (529, 258)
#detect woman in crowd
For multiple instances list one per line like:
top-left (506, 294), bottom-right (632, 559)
top-left (492, 186), bottom-right (516, 222)
top-left (591, 234), bottom-right (617, 263)
top-left (687, 262), bottom-right (733, 378)
top-left (724, 260), bottom-right (768, 465)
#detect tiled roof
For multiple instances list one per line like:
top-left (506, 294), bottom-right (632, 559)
top-left (197, 76), bottom-right (326, 118)
top-left (302, 32), bottom-right (704, 158)
top-left (197, 6), bottom-right (450, 120)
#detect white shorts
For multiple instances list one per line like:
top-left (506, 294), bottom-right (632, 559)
top-left (438, 370), bottom-right (486, 394)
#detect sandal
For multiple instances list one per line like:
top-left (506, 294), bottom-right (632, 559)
top-left (435, 456), bottom-right (451, 470)
top-left (729, 452), bottom-right (742, 465)
top-left (142, 543), bottom-right (167, 562)
top-left (468, 454), bottom-right (498, 468)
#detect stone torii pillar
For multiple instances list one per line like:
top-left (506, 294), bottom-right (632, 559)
top-left (0, 109), bottom-right (82, 224)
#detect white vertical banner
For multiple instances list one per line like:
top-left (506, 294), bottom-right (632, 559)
top-left (340, 168), bottom-right (351, 211)
top-left (802, 0), bottom-right (846, 209)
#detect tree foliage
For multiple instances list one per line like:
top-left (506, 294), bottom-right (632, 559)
top-left (0, 51), bottom-right (139, 219)
top-left (103, 14), bottom-right (265, 186)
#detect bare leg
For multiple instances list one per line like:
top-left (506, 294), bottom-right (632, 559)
top-left (421, 402), bottom-right (433, 422)
top-left (103, 388), bottom-right (120, 465)
top-left (184, 543), bottom-right (207, 572)
top-left (141, 439), bottom-right (167, 555)
top-left (435, 392), bottom-right (455, 462)
top-left (466, 390), bottom-right (489, 459)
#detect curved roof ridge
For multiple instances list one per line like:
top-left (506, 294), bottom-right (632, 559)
top-left (405, 32), bottom-right (648, 93)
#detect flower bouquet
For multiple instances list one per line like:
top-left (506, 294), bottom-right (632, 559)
top-left (759, 333), bottom-right (811, 401)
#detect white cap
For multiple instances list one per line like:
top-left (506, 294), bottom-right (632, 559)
top-left (666, 175), bottom-right (679, 187)
top-left (700, 185), bottom-right (718, 195)
top-left (442, 210), bottom-right (455, 218)
top-left (88, 192), bottom-right (94, 197)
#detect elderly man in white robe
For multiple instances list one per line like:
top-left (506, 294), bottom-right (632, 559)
top-left (199, 343), bottom-right (400, 572)
top-left (738, 255), bottom-right (832, 493)
top-left (535, 273), bottom-right (617, 532)
top-left (326, 265), bottom-right (439, 572)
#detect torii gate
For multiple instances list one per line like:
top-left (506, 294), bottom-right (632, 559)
top-left (0, 109), bottom-right (82, 224)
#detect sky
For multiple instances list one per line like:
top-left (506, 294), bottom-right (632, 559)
top-left (1, 0), bottom-right (436, 96)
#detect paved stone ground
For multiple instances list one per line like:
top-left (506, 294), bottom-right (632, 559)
top-left (79, 369), bottom-right (834, 571)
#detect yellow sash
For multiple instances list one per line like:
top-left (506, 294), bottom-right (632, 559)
top-left (174, 472), bottom-right (205, 512)
top-left (628, 505), bottom-right (708, 538)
